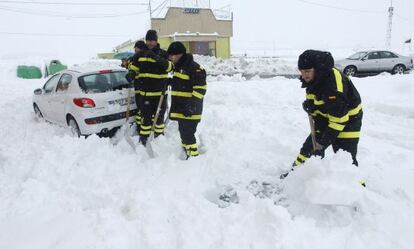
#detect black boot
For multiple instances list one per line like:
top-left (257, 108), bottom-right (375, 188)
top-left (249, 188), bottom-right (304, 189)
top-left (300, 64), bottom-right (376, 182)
top-left (352, 154), bottom-right (359, 167)
top-left (139, 136), bottom-right (148, 146)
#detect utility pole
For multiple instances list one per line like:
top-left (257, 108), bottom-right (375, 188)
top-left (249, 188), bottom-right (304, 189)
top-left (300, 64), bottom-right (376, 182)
top-left (385, 0), bottom-right (394, 49)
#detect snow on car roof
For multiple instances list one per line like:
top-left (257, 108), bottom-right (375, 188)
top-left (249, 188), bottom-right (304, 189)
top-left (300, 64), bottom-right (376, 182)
top-left (69, 59), bottom-right (125, 74)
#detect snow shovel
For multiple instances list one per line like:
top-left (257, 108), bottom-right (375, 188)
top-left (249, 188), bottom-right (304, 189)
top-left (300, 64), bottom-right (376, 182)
top-left (145, 87), bottom-right (167, 158)
top-left (308, 114), bottom-right (317, 151)
top-left (280, 114), bottom-right (317, 180)
top-left (124, 85), bottom-right (137, 150)
top-left (163, 85), bottom-right (172, 128)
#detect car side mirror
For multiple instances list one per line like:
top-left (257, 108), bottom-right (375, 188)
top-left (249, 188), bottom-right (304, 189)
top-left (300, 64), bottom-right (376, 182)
top-left (34, 88), bottom-right (43, 95)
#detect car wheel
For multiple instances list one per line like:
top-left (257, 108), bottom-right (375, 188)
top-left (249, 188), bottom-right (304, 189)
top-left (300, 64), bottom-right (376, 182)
top-left (392, 64), bottom-right (405, 75)
top-left (68, 116), bottom-right (81, 137)
top-left (344, 66), bottom-right (357, 77)
top-left (33, 104), bottom-right (43, 119)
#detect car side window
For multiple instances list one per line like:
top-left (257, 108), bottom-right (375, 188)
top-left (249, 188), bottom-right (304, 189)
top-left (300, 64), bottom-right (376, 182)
top-left (43, 74), bottom-right (61, 93)
top-left (367, 52), bottom-right (380, 60)
top-left (380, 51), bottom-right (398, 59)
top-left (56, 74), bottom-right (72, 92)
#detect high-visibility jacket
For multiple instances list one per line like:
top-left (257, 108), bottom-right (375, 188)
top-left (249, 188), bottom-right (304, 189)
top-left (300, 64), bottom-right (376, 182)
top-left (128, 49), bottom-right (173, 97)
top-left (169, 54), bottom-right (207, 121)
top-left (294, 68), bottom-right (363, 165)
top-left (151, 44), bottom-right (168, 60)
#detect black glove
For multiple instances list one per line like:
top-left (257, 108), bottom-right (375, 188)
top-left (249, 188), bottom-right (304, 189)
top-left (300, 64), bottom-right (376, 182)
top-left (145, 50), bottom-right (158, 60)
top-left (120, 59), bottom-right (128, 68)
top-left (302, 99), bottom-right (315, 114)
top-left (125, 71), bottom-right (136, 83)
top-left (183, 101), bottom-right (197, 117)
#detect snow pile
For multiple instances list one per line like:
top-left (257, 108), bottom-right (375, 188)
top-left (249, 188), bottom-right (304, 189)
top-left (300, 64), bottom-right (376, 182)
top-left (194, 55), bottom-right (298, 78)
top-left (70, 59), bottom-right (124, 72)
top-left (1, 57), bottom-right (414, 249)
top-left (0, 57), bottom-right (48, 80)
top-left (0, 56), bottom-right (98, 81)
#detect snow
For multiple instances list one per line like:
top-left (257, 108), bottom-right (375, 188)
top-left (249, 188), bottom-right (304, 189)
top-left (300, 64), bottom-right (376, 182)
top-left (70, 59), bottom-right (124, 73)
top-left (195, 54), bottom-right (298, 78)
top-left (1, 57), bottom-right (414, 249)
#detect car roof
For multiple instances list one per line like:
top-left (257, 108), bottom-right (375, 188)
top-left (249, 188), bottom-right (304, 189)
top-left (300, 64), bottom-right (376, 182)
top-left (63, 65), bottom-right (127, 75)
top-left (356, 50), bottom-right (396, 53)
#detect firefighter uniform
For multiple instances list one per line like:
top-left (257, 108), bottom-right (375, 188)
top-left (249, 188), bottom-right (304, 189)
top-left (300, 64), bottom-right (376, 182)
top-left (124, 41), bottom-right (148, 133)
top-left (151, 43), bottom-right (168, 60)
top-left (294, 50), bottom-right (363, 167)
top-left (127, 49), bottom-right (173, 144)
top-left (147, 44), bottom-right (169, 135)
top-left (168, 44), bottom-right (207, 158)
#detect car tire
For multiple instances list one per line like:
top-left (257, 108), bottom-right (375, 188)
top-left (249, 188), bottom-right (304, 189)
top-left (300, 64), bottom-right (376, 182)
top-left (392, 64), bottom-right (405, 75)
top-left (344, 66), bottom-right (357, 77)
top-left (33, 103), bottom-right (43, 119)
top-left (67, 116), bottom-right (81, 137)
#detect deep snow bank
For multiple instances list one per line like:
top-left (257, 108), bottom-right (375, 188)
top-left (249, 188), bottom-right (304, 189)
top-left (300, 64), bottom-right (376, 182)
top-left (194, 55), bottom-right (298, 78)
top-left (0, 59), bottom-right (414, 249)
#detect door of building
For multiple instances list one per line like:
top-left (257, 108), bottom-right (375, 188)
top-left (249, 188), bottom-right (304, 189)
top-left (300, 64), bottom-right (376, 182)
top-left (190, 41), bottom-right (211, 56)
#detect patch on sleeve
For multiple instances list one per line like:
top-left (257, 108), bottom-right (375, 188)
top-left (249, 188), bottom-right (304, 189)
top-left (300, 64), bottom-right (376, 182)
top-left (328, 96), bottom-right (337, 100)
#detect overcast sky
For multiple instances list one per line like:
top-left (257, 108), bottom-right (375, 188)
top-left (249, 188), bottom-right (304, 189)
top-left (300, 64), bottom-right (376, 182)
top-left (0, 0), bottom-right (413, 60)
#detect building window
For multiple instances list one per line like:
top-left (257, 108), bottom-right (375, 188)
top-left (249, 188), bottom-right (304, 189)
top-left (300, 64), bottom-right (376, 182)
top-left (189, 41), bottom-right (216, 56)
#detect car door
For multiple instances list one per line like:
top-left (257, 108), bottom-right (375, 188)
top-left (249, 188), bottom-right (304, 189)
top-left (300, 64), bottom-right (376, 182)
top-left (37, 74), bottom-right (61, 121)
top-left (379, 51), bottom-right (398, 71)
top-left (50, 73), bottom-right (73, 125)
top-left (359, 52), bottom-right (380, 72)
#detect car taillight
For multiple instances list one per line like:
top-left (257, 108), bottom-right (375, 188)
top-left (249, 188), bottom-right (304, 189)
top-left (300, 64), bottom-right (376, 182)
top-left (73, 98), bottom-right (96, 108)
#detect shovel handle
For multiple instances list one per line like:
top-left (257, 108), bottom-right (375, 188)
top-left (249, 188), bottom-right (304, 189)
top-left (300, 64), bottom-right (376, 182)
top-left (308, 114), bottom-right (317, 151)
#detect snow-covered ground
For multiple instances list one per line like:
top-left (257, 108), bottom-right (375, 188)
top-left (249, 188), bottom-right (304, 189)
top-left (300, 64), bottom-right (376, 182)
top-left (195, 55), bottom-right (298, 77)
top-left (1, 58), bottom-right (414, 249)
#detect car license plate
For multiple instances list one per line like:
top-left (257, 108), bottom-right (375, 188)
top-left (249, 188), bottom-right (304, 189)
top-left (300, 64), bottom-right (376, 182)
top-left (108, 97), bottom-right (134, 106)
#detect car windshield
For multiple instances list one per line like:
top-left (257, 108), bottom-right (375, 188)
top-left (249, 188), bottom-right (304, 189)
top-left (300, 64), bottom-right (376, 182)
top-left (347, 52), bottom-right (368, 60)
top-left (78, 71), bottom-right (129, 93)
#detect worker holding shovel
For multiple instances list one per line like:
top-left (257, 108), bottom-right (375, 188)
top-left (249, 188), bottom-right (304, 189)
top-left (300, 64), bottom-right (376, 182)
top-left (281, 50), bottom-right (363, 179)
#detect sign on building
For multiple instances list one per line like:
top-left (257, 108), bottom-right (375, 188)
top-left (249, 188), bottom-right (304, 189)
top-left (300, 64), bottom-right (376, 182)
top-left (184, 8), bottom-right (200, 14)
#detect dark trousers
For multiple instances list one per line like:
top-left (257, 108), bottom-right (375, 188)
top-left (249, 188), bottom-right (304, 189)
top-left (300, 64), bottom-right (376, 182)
top-left (133, 82), bottom-right (141, 128)
top-left (134, 92), bottom-right (141, 127)
top-left (178, 120), bottom-right (199, 157)
top-left (139, 95), bottom-right (167, 141)
top-left (178, 120), bottom-right (199, 145)
top-left (300, 134), bottom-right (359, 166)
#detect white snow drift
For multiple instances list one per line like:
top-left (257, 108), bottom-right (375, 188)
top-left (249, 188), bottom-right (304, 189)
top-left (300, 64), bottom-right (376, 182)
top-left (0, 59), bottom-right (413, 249)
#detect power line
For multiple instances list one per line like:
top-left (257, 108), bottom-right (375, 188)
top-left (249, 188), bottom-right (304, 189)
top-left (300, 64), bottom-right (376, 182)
top-left (152, 0), bottom-right (169, 17)
top-left (215, 4), bottom-right (231, 11)
top-left (0, 5), bottom-right (148, 18)
top-left (395, 14), bottom-right (414, 24)
top-left (296, 0), bottom-right (385, 14)
top-left (0, 31), bottom-right (131, 37)
top-left (0, 1), bottom-right (147, 6)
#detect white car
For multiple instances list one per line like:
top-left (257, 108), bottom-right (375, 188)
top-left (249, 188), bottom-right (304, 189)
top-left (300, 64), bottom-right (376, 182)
top-left (335, 50), bottom-right (413, 76)
top-left (32, 67), bottom-right (137, 137)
